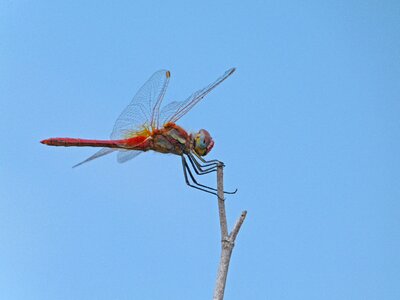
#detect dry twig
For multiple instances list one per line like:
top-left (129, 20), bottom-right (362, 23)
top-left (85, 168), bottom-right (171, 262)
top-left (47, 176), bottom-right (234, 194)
top-left (213, 164), bottom-right (247, 300)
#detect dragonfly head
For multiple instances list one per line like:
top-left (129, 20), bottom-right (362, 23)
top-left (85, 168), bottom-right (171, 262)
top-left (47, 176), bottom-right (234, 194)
top-left (193, 129), bottom-right (214, 156)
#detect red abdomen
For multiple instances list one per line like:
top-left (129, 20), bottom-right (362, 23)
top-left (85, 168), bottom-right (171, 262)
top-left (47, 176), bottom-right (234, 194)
top-left (40, 136), bottom-right (149, 149)
top-left (40, 138), bottom-right (123, 148)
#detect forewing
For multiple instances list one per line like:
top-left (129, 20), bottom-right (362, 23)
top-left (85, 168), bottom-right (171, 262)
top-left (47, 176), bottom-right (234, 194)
top-left (159, 68), bottom-right (235, 125)
top-left (111, 70), bottom-right (170, 139)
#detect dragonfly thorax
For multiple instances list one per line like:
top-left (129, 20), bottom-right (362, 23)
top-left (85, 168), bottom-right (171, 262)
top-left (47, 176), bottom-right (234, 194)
top-left (193, 129), bottom-right (214, 156)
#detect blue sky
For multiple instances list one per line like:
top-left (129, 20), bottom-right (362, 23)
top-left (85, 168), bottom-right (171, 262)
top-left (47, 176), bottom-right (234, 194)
top-left (1, 1), bottom-right (399, 299)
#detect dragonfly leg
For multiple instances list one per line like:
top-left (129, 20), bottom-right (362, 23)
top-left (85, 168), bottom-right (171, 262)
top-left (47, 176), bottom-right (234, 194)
top-left (187, 153), bottom-right (218, 175)
top-left (181, 156), bottom-right (219, 196)
top-left (192, 151), bottom-right (224, 167)
top-left (181, 156), bottom-right (237, 195)
top-left (187, 154), bottom-right (237, 194)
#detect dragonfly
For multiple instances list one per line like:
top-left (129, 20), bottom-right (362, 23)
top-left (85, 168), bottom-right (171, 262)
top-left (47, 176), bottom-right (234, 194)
top-left (41, 68), bottom-right (237, 196)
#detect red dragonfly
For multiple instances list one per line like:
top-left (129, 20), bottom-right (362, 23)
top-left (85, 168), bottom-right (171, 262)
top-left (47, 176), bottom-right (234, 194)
top-left (41, 68), bottom-right (236, 196)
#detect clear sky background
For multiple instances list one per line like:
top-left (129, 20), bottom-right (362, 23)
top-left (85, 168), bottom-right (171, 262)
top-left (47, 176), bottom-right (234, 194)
top-left (1, 1), bottom-right (399, 299)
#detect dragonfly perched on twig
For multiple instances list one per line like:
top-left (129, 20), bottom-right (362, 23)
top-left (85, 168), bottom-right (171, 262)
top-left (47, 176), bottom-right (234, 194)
top-left (41, 68), bottom-right (237, 196)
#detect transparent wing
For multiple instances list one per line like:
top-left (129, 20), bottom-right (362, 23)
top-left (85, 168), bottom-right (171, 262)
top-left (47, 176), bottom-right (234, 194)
top-left (111, 70), bottom-right (170, 139)
top-left (159, 68), bottom-right (235, 125)
top-left (116, 150), bottom-right (142, 163)
top-left (73, 148), bottom-right (116, 168)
